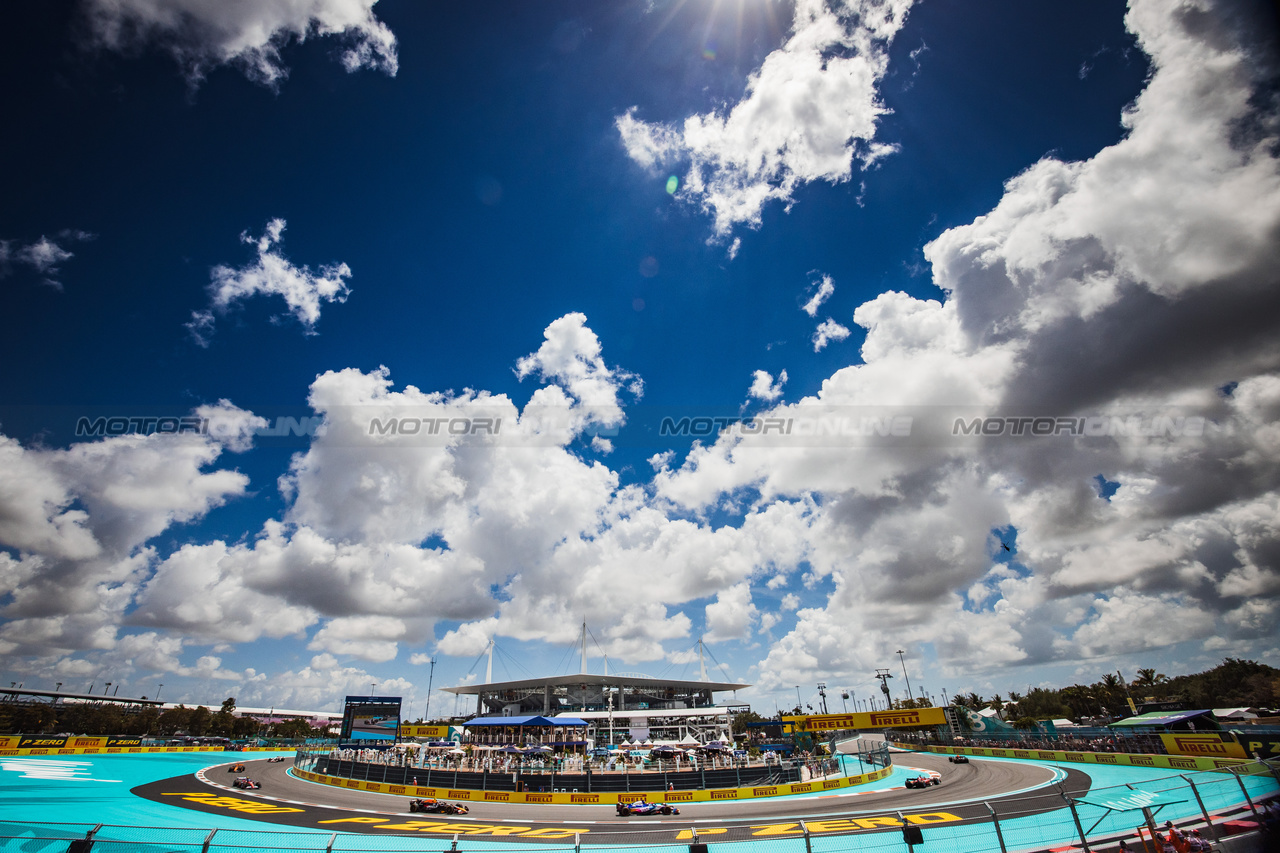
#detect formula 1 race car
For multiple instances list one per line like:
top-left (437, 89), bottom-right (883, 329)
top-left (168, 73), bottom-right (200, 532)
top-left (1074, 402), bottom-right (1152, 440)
top-left (228, 763), bottom-right (247, 772)
top-left (266, 756), bottom-right (286, 762)
top-left (408, 798), bottom-right (469, 815)
top-left (616, 800), bottom-right (680, 816)
top-left (233, 777), bottom-right (261, 790)
top-left (948, 755), bottom-right (970, 764)
top-left (904, 771), bottom-right (942, 788)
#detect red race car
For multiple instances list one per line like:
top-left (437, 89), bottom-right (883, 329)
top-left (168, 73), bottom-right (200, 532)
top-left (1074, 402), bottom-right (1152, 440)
top-left (409, 798), bottom-right (469, 815)
top-left (904, 770), bottom-right (942, 789)
top-left (232, 777), bottom-right (261, 790)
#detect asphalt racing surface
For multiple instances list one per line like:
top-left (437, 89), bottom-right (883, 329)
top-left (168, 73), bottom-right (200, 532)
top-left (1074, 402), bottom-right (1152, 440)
top-left (133, 753), bottom-right (1091, 845)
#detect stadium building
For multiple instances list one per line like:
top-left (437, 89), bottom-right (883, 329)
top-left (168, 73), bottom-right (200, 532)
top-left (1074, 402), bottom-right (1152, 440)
top-left (440, 627), bottom-right (750, 747)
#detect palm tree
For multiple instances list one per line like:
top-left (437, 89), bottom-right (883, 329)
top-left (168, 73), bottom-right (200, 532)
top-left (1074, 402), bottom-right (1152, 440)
top-left (1133, 669), bottom-right (1168, 692)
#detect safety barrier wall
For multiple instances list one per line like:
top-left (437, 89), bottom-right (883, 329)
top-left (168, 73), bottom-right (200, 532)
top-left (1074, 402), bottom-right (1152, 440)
top-left (307, 755), bottom-right (802, 793)
top-left (291, 763), bottom-right (893, 805)
top-left (889, 741), bottom-right (1251, 771)
top-left (0, 735), bottom-right (296, 757)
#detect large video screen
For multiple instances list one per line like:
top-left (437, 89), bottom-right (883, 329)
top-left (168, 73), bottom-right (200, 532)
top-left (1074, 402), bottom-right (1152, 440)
top-left (340, 695), bottom-right (402, 742)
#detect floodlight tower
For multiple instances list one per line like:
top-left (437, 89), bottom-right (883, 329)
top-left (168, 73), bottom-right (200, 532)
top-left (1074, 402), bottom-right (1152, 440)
top-left (874, 669), bottom-right (894, 709)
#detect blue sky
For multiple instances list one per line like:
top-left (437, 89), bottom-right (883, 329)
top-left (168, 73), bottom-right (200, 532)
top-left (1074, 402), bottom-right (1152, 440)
top-left (2, 0), bottom-right (1278, 718)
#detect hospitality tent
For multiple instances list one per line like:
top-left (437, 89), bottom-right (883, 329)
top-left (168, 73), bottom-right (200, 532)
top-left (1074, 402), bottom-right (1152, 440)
top-left (1108, 710), bottom-right (1220, 731)
top-left (461, 715), bottom-right (591, 750)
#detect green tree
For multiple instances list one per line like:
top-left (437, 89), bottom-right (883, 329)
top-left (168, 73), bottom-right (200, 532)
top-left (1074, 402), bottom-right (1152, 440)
top-left (273, 719), bottom-right (316, 739)
top-left (232, 715), bottom-right (259, 738)
top-left (1133, 669), bottom-right (1168, 691)
top-left (157, 705), bottom-right (191, 736)
top-left (0, 702), bottom-right (55, 733)
top-left (187, 706), bottom-right (212, 736)
top-left (126, 707), bottom-right (160, 736)
top-left (212, 698), bottom-right (237, 737)
top-left (731, 710), bottom-right (764, 736)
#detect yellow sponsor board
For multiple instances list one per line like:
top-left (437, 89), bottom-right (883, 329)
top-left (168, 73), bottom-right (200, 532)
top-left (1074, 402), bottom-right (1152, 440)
top-left (895, 742), bottom-right (1248, 771)
top-left (1160, 733), bottom-right (1247, 759)
top-left (317, 818), bottom-right (582, 839)
top-left (295, 764), bottom-right (893, 805)
top-left (400, 725), bottom-right (450, 739)
top-left (785, 707), bottom-right (948, 732)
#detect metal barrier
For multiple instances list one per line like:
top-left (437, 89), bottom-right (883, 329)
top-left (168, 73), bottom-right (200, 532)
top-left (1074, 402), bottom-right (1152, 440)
top-left (1, 759), bottom-right (1275, 852)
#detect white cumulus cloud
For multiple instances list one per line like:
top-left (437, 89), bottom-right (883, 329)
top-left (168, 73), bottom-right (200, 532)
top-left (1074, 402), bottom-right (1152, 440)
top-left (617, 0), bottom-right (914, 239)
top-left (187, 219), bottom-right (352, 346)
top-left (84, 0), bottom-right (398, 87)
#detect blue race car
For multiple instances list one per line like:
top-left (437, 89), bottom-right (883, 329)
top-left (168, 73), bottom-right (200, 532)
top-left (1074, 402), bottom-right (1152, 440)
top-left (616, 799), bottom-right (680, 816)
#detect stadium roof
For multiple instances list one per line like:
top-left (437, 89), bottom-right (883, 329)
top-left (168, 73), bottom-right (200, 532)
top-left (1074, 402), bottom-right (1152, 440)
top-left (442, 673), bottom-right (749, 695)
top-left (1109, 710), bottom-right (1216, 728)
top-left (568, 707), bottom-right (734, 719)
top-left (0, 687), bottom-right (161, 706)
top-left (464, 715), bottom-right (589, 727)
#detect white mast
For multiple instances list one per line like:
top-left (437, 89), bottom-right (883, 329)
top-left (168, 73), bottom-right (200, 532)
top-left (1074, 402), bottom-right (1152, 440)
top-left (485, 637), bottom-right (494, 684)
top-left (580, 620), bottom-right (588, 674)
top-left (699, 637), bottom-right (708, 681)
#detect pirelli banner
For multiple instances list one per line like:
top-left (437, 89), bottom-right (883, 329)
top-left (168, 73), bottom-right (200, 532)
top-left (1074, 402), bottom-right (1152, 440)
top-left (895, 742), bottom-right (1248, 772)
top-left (399, 724), bottom-right (450, 739)
top-left (0, 737), bottom-right (291, 756)
top-left (292, 764), bottom-right (894, 805)
top-left (785, 707), bottom-right (949, 732)
top-left (1160, 733), bottom-right (1247, 760)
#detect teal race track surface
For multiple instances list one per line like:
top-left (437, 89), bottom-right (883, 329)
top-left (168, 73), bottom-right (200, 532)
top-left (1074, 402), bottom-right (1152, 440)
top-left (0, 750), bottom-right (1274, 851)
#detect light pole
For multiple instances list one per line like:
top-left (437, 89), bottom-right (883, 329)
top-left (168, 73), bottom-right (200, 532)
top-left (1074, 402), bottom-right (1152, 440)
top-left (157, 684), bottom-right (163, 701)
top-left (817, 683), bottom-right (828, 715)
top-left (371, 682), bottom-right (376, 696)
top-left (424, 656), bottom-right (436, 721)
top-left (104, 682), bottom-right (112, 696)
top-left (896, 650), bottom-right (913, 706)
top-left (840, 691), bottom-right (849, 713)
